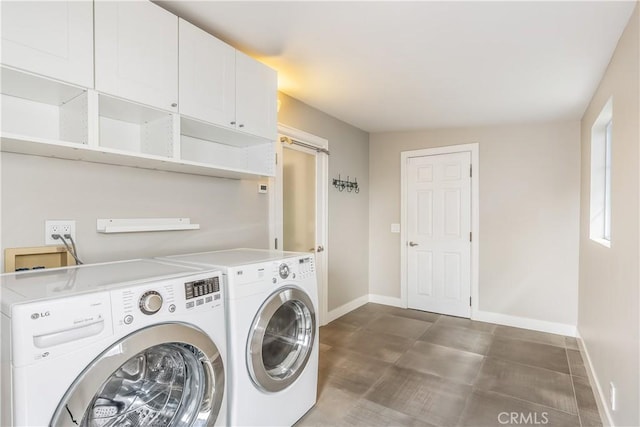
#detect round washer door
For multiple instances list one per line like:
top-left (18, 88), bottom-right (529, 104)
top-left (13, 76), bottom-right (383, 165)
top-left (51, 323), bottom-right (224, 427)
top-left (247, 286), bottom-right (316, 393)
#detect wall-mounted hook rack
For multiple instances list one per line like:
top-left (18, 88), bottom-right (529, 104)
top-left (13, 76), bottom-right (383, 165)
top-left (332, 174), bottom-right (359, 193)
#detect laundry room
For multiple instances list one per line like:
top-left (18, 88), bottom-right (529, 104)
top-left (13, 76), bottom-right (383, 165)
top-left (1, 1), bottom-right (639, 427)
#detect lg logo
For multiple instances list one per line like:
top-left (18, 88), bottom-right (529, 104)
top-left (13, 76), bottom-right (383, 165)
top-left (498, 412), bottom-right (549, 425)
top-left (30, 311), bottom-right (50, 320)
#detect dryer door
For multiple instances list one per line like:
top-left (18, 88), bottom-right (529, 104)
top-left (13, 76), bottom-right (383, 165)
top-left (51, 323), bottom-right (224, 427)
top-left (247, 286), bottom-right (316, 392)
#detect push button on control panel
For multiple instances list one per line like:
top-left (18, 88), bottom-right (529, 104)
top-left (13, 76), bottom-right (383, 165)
top-left (124, 315), bottom-right (134, 324)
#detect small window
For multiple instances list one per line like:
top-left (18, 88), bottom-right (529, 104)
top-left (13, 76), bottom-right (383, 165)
top-left (589, 98), bottom-right (612, 247)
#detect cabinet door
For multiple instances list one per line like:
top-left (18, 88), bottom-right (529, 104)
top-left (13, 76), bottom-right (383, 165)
top-left (236, 52), bottom-right (277, 140)
top-left (179, 19), bottom-right (235, 128)
top-left (1, 1), bottom-right (93, 87)
top-left (95, 1), bottom-right (178, 112)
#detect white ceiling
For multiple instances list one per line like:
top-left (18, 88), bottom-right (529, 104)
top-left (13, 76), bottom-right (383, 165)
top-left (157, 1), bottom-right (636, 133)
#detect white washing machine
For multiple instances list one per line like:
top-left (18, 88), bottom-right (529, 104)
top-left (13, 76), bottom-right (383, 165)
top-left (0, 259), bottom-right (227, 427)
top-left (159, 249), bottom-right (318, 427)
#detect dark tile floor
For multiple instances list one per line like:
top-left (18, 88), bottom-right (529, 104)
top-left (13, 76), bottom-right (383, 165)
top-left (296, 303), bottom-right (602, 427)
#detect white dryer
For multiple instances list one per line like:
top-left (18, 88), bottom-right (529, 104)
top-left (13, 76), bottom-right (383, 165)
top-left (159, 249), bottom-right (318, 427)
top-left (1, 259), bottom-right (227, 427)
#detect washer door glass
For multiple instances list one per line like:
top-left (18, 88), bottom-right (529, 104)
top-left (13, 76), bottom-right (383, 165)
top-left (52, 324), bottom-right (224, 427)
top-left (248, 287), bottom-right (316, 392)
top-left (82, 343), bottom-right (202, 427)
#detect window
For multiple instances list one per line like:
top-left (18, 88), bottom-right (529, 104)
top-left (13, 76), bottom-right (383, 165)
top-left (589, 98), bottom-right (612, 247)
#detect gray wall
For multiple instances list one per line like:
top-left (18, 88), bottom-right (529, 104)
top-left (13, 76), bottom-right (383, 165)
top-left (1, 153), bottom-right (269, 270)
top-left (578, 4), bottom-right (639, 426)
top-left (277, 92), bottom-right (370, 311)
top-left (369, 122), bottom-right (581, 326)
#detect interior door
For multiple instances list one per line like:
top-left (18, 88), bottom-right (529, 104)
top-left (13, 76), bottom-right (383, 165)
top-left (283, 146), bottom-right (316, 253)
top-left (271, 130), bottom-right (328, 325)
top-left (407, 152), bottom-right (472, 317)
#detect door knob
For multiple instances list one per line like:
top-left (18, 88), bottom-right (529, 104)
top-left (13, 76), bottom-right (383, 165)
top-left (317, 245), bottom-right (324, 252)
top-left (409, 241), bottom-right (419, 247)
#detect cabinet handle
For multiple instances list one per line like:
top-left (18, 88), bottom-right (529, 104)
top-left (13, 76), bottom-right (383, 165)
top-left (239, 124), bottom-right (245, 128)
top-left (230, 121), bottom-right (236, 125)
top-left (171, 103), bottom-right (177, 108)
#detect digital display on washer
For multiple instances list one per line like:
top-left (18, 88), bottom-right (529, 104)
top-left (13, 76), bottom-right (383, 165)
top-left (185, 276), bottom-right (220, 300)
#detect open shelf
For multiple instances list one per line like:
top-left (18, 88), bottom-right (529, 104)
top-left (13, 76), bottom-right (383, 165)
top-left (98, 94), bottom-right (175, 158)
top-left (180, 116), bottom-right (275, 176)
top-left (1, 66), bottom-right (88, 145)
top-left (0, 67), bottom-right (275, 180)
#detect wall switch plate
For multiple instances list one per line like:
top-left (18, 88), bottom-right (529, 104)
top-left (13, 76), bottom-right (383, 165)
top-left (609, 382), bottom-right (616, 411)
top-left (258, 184), bottom-right (268, 194)
top-left (45, 220), bottom-right (76, 245)
top-left (391, 223), bottom-right (401, 233)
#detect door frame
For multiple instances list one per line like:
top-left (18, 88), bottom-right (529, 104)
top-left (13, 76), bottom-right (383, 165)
top-left (400, 143), bottom-right (480, 318)
top-left (269, 123), bottom-right (329, 326)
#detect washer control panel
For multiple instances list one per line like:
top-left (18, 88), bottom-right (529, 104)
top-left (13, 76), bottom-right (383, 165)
top-left (139, 290), bottom-right (163, 315)
top-left (184, 276), bottom-right (221, 309)
top-left (111, 271), bottom-right (223, 331)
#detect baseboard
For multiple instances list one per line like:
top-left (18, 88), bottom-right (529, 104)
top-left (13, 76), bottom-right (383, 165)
top-left (326, 295), bottom-right (369, 323)
top-left (576, 331), bottom-right (614, 427)
top-left (368, 294), bottom-right (404, 308)
top-left (472, 310), bottom-right (577, 337)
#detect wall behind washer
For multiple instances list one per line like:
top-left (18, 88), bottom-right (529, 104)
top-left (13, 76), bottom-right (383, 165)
top-left (0, 153), bottom-right (269, 271)
top-left (369, 122), bottom-right (581, 327)
top-left (277, 92), bottom-right (370, 312)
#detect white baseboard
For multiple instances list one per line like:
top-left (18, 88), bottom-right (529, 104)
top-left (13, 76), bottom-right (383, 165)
top-left (326, 295), bottom-right (369, 323)
top-left (576, 331), bottom-right (614, 427)
top-left (368, 294), bottom-right (404, 308)
top-left (472, 310), bottom-right (577, 337)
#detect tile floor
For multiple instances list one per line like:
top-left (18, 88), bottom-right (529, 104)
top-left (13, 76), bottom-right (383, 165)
top-left (296, 303), bottom-right (602, 427)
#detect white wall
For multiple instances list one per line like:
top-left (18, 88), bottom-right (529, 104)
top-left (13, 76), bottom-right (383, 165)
top-left (1, 153), bottom-right (269, 270)
top-left (369, 122), bottom-right (581, 328)
top-left (578, 4), bottom-right (639, 426)
top-left (277, 92), bottom-right (370, 311)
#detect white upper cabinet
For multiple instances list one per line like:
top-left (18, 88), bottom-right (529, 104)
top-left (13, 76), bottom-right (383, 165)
top-left (1, 1), bottom-right (93, 88)
top-left (179, 19), bottom-right (276, 141)
top-left (95, 1), bottom-right (178, 112)
top-left (179, 19), bottom-right (236, 128)
top-left (236, 51), bottom-right (278, 140)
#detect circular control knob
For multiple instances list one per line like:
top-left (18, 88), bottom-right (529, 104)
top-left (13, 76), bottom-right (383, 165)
top-left (279, 263), bottom-right (290, 279)
top-left (139, 291), bottom-right (163, 315)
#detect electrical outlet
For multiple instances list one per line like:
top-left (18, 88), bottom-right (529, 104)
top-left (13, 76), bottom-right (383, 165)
top-left (45, 220), bottom-right (76, 245)
top-left (610, 382), bottom-right (617, 411)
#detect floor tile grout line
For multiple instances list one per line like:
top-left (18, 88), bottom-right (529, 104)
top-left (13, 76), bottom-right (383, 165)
top-left (567, 348), bottom-right (586, 427)
top-left (484, 351), bottom-right (572, 376)
top-left (469, 385), bottom-right (582, 419)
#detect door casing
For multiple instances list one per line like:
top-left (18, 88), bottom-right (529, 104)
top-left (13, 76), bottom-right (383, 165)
top-left (270, 123), bottom-right (329, 326)
top-left (400, 143), bottom-right (480, 317)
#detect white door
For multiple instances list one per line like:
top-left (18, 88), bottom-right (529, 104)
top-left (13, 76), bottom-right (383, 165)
top-left (1, 1), bottom-right (93, 88)
top-left (95, 1), bottom-right (178, 112)
top-left (283, 146), bottom-right (316, 253)
top-left (179, 18), bottom-right (236, 128)
top-left (236, 51), bottom-right (277, 140)
top-left (407, 152), bottom-right (471, 317)
top-left (271, 128), bottom-right (329, 325)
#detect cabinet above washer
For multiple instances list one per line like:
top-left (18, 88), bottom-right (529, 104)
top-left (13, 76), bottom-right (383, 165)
top-left (0, 0), bottom-right (93, 88)
top-left (178, 19), bottom-right (277, 141)
top-left (95, 1), bottom-right (179, 113)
